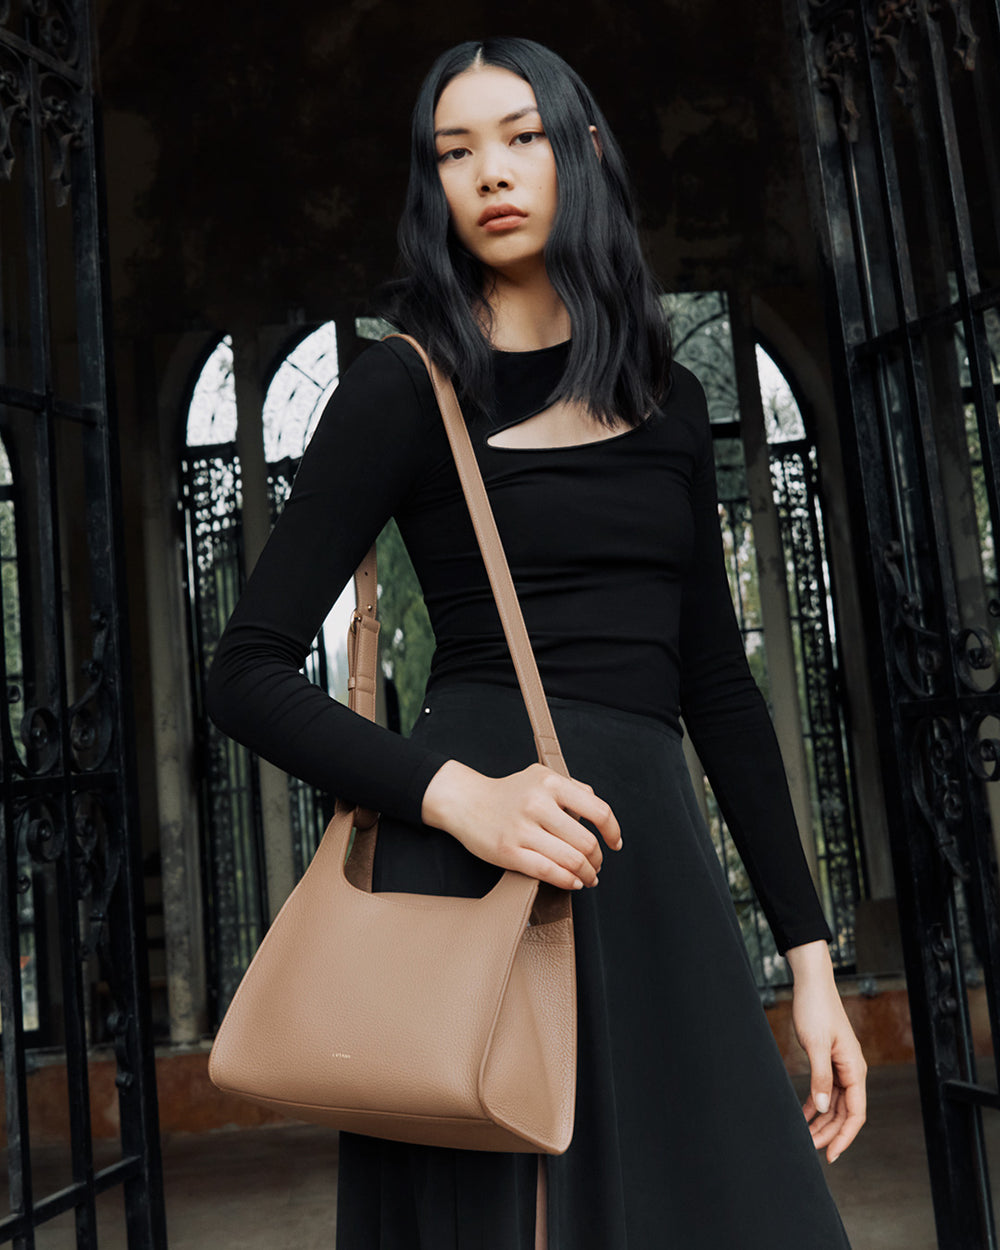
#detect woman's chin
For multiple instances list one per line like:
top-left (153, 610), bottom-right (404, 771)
top-left (474, 248), bottom-right (548, 284)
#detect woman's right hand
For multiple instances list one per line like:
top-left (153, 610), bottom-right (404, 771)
top-left (420, 759), bottom-right (622, 890)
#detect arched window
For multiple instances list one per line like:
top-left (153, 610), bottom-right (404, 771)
top-left (263, 323), bottom-right (350, 874)
top-left (263, 321), bottom-right (339, 462)
top-left (0, 436), bottom-right (25, 760)
top-left (186, 335), bottom-right (238, 444)
top-left (0, 433), bottom-right (40, 1038)
top-left (759, 347), bottom-right (806, 442)
top-left (181, 336), bottom-right (266, 1020)
top-left (181, 323), bottom-right (351, 1020)
top-left (665, 292), bottom-right (865, 988)
top-left (264, 322), bottom-right (351, 704)
top-left (762, 344), bottom-right (865, 973)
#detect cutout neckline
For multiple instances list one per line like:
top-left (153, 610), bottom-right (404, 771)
top-left (484, 406), bottom-right (654, 453)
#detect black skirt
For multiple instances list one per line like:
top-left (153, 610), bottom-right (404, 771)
top-left (334, 681), bottom-right (852, 1250)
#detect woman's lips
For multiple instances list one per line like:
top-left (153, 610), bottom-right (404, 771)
top-left (478, 204), bottom-right (528, 231)
top-left (482, 215), bottom-right (527, 232)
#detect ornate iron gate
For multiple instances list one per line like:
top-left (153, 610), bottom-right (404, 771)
top-left (0, 1), bottom-right (166, 1245)
top-left (180, 441), bottom-right (268, 1025)
top-left (786, 0), bottom-right (1000, 1243)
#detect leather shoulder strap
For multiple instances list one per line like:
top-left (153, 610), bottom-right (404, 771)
top-left (345, 333), bottom-right (568, 776)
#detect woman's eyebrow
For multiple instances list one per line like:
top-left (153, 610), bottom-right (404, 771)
top-left (434, 105), bottom-right (540, 140)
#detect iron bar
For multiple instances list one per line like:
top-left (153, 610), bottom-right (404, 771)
top-left (0, 1153), bottom-right (144, 1237)
top-left (0, 384), bottom-right (98, 423)
top-left (849, 283), bottom-right (1000, 357)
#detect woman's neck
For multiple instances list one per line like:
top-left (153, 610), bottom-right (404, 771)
top-left (479, 265), bottom-right (571, 351)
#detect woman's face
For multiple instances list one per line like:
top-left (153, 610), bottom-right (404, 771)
top-left (433, 65), bottom-right (558, 280)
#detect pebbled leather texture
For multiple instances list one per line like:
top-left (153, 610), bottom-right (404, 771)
top-left (208, 336), bottom-right (578, 1243)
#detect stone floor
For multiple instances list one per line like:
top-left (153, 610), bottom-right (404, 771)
top-left (11, 1062), bottom-right (999, 1248)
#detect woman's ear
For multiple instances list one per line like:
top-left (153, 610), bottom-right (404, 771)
top-left (589, 124), bottom-right (603, 161)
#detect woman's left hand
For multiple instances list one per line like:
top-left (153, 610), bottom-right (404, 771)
top-left (786, 939), bottom-right (868, 1163)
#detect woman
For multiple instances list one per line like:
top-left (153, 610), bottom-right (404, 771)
top-left (206, 35), bottom-right (866, 1250)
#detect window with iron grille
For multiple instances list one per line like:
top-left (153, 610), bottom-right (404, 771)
top-left (666, 290), bottom-right (865, 988)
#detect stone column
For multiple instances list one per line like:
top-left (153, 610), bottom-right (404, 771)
top-left (730, 286), bottom-right (821, 884)
top-left (141, 333), bottom-right (208, 1043)
top-left (231, 326), bottom-right (296, 921)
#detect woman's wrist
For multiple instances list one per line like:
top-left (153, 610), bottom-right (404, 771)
top-left (785, 938), bottom-right (837, 987)
top-left (420, 758), bottom-right (485, 832)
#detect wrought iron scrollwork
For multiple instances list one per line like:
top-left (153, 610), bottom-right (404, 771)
top-left (952, 625), bottom-right (1000, 695)
top-left (808, 0), bottom-right (978, 141)
top-left (910, 715), bottom-right (970, 879)
top-left (12, 611), bottom-right (116, 778)
top-left (0, 1), bottom-right (82, 186)
top-left (929, 924), bottom-right (959, 1018)
top-left (13, 796), bottom-right (65, 889)
top-left (38, 70), bottom-right (82, 206)
top-left (883, 542), bottom-right (1000, 698)
top-left (870, 0), bottom-right (920, 107)
top-left (78, 791), bottom-right (133, 1089)
top-left (964, 712), bottom-right (1000, 784)
top-left (927, 0), bottom-right (979, 70)
top-left (813, 8), bottom-right (862, 142)
top-left (74, 791), bottom-right (122, 950)
top-left (0, 43), bottom-right (27, 179)
top-left (106, 1007), bottom-right (135, 1090)
top-left (27, 0), bottom-right (79, 70)
top-left (19, 702), bottom-right (60, 774)
top-left (68, 610), bottom-right (115, 772)
top-left (883, 540), bottom-right (944, 695)
top-left (74, 789), bottom-right (132, 1089)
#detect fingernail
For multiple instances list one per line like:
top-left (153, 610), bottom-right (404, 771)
top-left (573, 880), bottom-right (584, 890)
top-left (815, 1093), bottom-right (830, 1114)
top-left (616, 839), bottom-right (623, 850)
top-left (829, 1152), bottom-right (840, 1163)
top-left (591, 875), bottom-right (600, 886)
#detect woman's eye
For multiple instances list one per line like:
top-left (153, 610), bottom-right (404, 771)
top-left (512, 131), bottom-right (544, 145)
top-left (437, 148), bottom-right (467, 162)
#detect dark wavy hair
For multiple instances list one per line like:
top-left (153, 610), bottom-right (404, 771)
top-left (377, 36), bottom-right (673, 428)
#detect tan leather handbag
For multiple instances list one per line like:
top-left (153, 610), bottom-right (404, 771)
top-left (208, 335), bottom-right (576, 1243)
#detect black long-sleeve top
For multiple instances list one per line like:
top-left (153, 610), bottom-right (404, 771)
top-left (205, 335), bottom-right (833, 954)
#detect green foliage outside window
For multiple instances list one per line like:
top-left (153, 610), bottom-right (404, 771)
top-left (376, 518), bottom-right (435, 737)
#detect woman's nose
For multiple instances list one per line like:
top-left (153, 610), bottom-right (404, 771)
top-left (475, 145), bottom-right (513, 194)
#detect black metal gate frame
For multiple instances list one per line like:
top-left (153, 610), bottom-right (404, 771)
top-left (0, 2), bottom-right (166, 1246)
top-left (786, 0), bottom-right (1000, 1245)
